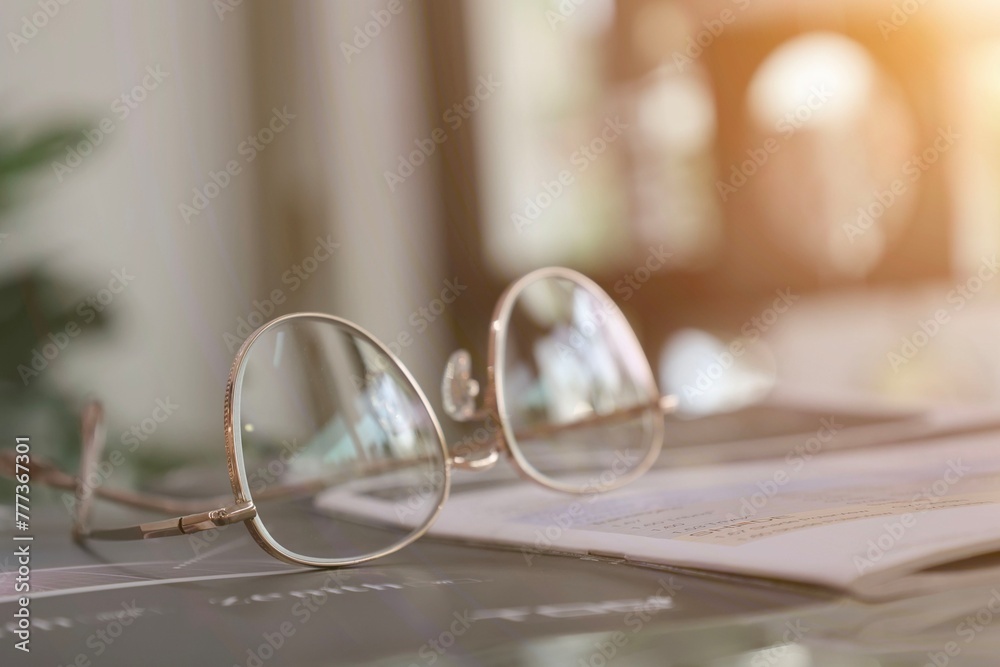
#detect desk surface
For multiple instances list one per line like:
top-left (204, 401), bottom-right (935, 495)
top-left (3, 510), bottom-right (1000, 667)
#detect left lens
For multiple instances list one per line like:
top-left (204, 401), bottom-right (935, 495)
top-left (495, 270), bottom-right (663, 493)
top-left (229, 315), bottom-right (448, 566)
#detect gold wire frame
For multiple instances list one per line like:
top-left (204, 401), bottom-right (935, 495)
top-left (455, 265), bottom-right (672, 494)
top-left (0, 267), bottom-right (676, 570)
top-left (223, 312), bottom-right (452, 567)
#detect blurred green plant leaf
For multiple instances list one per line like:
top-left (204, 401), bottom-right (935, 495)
top-left (0, 118), bottom-right (108, 475)
top-left (0, 268), bottom-right (110, 387)
top-left (0, 122), bottom-right (93, 213)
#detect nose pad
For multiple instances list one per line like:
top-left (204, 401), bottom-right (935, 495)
top-left (441, 349), bottom-right (480, 422)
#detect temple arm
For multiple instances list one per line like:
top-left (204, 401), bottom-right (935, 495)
top-left (444, 394), bottom-right (677, 469)
top-left (0, 403), bottom-right (254, 542)
top-left (81, 502), bottom-right (256, 540)
top-left (511, 395), bottom-right (678, 440)
top-left (0, 395), bottom-right (676, 540)
top-left (0, 403), bottom-right (455, 541)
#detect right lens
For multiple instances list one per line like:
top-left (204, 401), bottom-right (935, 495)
top-left (230, 315), bottom-right (448, 565)
top-left (496, 271), bottom-right (663, 493)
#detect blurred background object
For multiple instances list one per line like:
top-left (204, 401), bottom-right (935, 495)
top-left (4, 0), bottom-right (1000, 476)
top-left (0, 118), bottom-right (104, 462)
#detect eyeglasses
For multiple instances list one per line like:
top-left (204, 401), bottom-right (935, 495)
top-left (2, 267), bottom-right (676, 568)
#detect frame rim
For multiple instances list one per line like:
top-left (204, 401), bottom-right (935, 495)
top-left (487, 266), bottom-right (664, 494)
top-left (223, 311), bottom-right (452, 568)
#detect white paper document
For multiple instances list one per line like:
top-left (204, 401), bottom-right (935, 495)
top-left (425, 431), bottom-right (1000, 600)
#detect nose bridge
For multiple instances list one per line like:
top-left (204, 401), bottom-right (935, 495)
top-left (449, 445), bottom-right (501, 472)
top-left (446, 398), bottom-right (506, 472)
top-left (441, 348), bottom-right (491, 422)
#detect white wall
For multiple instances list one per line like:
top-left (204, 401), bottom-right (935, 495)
top-left (1, 0), bottom-right (450, 453)
top-left (2, 0), bottom-right (259, 449)
top-left (248, 0), bottom-right (450, 415)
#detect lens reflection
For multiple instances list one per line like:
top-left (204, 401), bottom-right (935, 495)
top-left (233, 316), bottom-right (447, 563)
top-left (499, 274), bottom-right (662, 492)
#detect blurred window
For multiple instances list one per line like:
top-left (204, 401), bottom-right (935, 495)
top-left (744, 32), bottom-right (918, 280)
